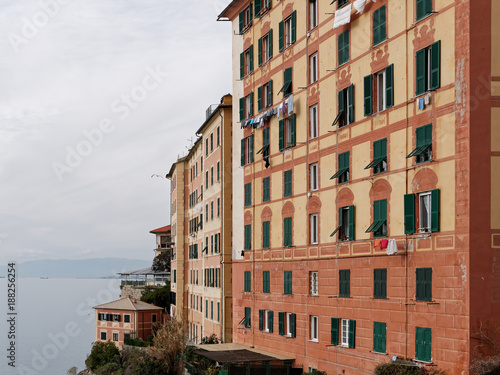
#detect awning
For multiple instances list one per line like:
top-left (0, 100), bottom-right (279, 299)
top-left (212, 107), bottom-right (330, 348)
top-left (190, 343), bottom-right (295, 364)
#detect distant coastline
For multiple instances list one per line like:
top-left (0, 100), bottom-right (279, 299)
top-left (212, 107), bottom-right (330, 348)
top-left (0, 258), bottom-right (151, 279)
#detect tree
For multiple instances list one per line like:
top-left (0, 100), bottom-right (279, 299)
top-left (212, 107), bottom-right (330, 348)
top-left (152, 251), bottom-right (171, 272)
top-left (151, 317), bottom-right (186, 375)
top-left (85, 341), bottom-right (121, 372)
top-left (141, 282), bottom-right (170, 310)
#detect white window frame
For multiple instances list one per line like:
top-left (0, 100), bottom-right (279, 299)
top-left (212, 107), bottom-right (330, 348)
top-left (309, 104), bottom-right (318, 139)
top-left (310, 213), bottom-right (319, 244)
top-left (310, 315), bottom-right (319, 342)
top-left (419, 192), bottom-right (432, 233)
top-left (310, 52), bottom-right (318, 84)
top-left (310, 271), bottom-right (318, 296)
top-left (376, 69), bottom-right (387, 112)
top-left (263, 81), bottom-right (271, 108)
top-left (341, 318), bottom-right (350, 347)
top-left (286, 312), bottom-right (293, 337)
top-left (112, 332), bottom-right (118, 342)
top-left (310, 162), bottom-right (319, 191)
top-left (340, 206), bottom-right (350, 241)
top-left (265, 310), bottom-right (272, 332)
top-left (285, 16), bottom-right (293, 48)
top-left (285, 117), bottom-right (293, 147)
top-left (309, 0), bottom-right (318, 29)
top-left (244, 6), bottom-right (252, 29)
top-left (245, 94), bottom-right (252, 119)
top-left (262, 33), bottom-right (270, 63)
top-left (244, 48), bottom-right (251, 77)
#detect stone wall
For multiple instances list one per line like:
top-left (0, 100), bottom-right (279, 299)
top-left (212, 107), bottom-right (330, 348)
top-left (120, 285), bottom-right (145, 300)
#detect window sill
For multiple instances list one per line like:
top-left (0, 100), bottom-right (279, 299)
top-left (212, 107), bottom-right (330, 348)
top-left (309, 339), bottom-right (319, 343)
top-left (337, 60), bottom-right (350, 69)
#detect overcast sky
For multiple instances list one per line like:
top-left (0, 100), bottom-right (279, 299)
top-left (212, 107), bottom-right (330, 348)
top-left (0, 0), bottom-right (232, 265)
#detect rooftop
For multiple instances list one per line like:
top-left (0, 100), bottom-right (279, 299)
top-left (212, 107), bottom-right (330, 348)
top-left (150, 225), bottom-right (171, 234)
top-left (94, 297), bottom-right (163, 311)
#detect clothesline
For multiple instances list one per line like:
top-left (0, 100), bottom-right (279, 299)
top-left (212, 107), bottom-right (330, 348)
top-left (241, 94), bottom-right (294, 129)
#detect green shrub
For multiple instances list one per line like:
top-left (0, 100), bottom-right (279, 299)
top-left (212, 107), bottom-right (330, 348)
top-left (201, 334), bottom-right (219, 344)
top-left (141, 283), bottom-right (170, 310)
top-left (85, 341), bottom-right (121, 372)
top-left (124, 336), bottom-right (150, 347)
top-left (374, 362), bottom-right (447, 375)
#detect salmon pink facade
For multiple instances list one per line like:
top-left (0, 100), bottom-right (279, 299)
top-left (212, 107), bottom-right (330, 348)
top-left (220, 0), bottom-right (500, 374)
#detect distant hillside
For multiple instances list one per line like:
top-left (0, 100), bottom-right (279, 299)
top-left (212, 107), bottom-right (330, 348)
top-left (0, 258), bottom-right (152, 278)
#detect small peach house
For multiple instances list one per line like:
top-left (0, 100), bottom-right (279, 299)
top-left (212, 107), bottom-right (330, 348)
top-left (93, 297), bottom-right (164, 348)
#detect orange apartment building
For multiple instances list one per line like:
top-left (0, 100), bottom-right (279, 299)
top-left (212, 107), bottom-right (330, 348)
top-left (167, 94), bottom-right (233, 344)
top-left (93, 298), bottom-right (163, 348)
top-left (219, 0), bottom-right (500, 374)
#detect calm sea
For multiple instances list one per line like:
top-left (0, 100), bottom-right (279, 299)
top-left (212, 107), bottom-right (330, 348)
top-left (0, 277), bottom-right (121, 375)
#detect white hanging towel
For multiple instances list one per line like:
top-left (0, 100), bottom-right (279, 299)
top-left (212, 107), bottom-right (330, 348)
top-left (387, 239), bottom-right (398, 255)
top-left (353, 0), bottom-right (376, 15)
top-left (194, 202), bottom-right (203, 213)
top-left (333, 4), bottom-right (352, 29)
top-left (353, 0), bottom-right (366, 14)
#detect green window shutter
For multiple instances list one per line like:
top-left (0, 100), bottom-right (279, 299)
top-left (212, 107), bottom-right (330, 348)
top-left (249, 134), bottom-right (254, 163)
top-left (284, 67), bottom-right (292, 91)
top-left (269, 311), bottom-right (274, 333)
top-left (245, 224), bottom-right (252, 250)
top-left (268, 29), bottom-right (273, 58)
top-left (348, 319), bottom-right (356, 348)
top-left (416, 49), bottom-right (426, 95)
top-left (416, 0), bottom-right (425, 20)
top-left (255, 1), bottom-right (261, 17)
top-left (386, 64), bottom-right (394, 107)
top-left (214, 234), bottom-right (218, 254)
top-left (373, 322), bottom-right (387, 353)
top-left (425, 0), bottom-right (433, 15)
top-left (424, 124), bottom-right (432, 145)
top-left (284, 270), bottom-right (292, 294)
top-left (279, 21), bottom-right (284, 52)
top-left (431, 189), bottom-right (440, 232)
top-left (279, 120), bottom-right (285, 151)
top-left (364, 74), bottom-right (373, 116)
top-left (239, 97), bottom-right (245, 122)
top-left (249, 91), bottom-right (254, 117)
top-left (284, 217), bottom-right (292, 247)
top-left (374, 268), bottom-right (387, 299)
top-left (249, 45), bottom-right (254, 74)
top-left (259, 309), bottom-right (264, 331)
top-left (379, 6), bottom-right (387, 44)
top-left (241, 138), bottom-right (245, 166)
top-left (217, 302), bottom-right (220, 322)
top-left (245, 307), bottom-right (251, 327)
top-left (263, 177), bottom-right (270, 202)
top-left (244, 271), bottom-right (251, 291)
top-left (331, 318), bottom-right (339, 345)
top-left (258, 37), bottom-right (262, 66)
top-left (284, 170), bottom-right (292, 197)
top-left (338, 89), bottom-right (345, 122)
top-left (263, 221), bottom-right (270, 249)
top-left (424, 328), bottom-right (432, 362)
top-left (263, 126), bottom-right (269, 148)
top-left (240, 52), bottom-right (244, 79)
top-left (268, 79), bottom-right (273, 106)
top-left (258, 86), bottom-right (263, 112)
top-left (416, 327), bottom-right (432, 362)
top-left (291, 313), bottom-right (296, 338)
top-left (348, 205), bottom-right (355, 241)
top-left (404, 194), bottom-right (416, 234)
top-left (279, 312), bottom-right (284, 335)
top-left (430, 41), bottom-right (441, 90)
top-left (239, 11), bottom-right (244, 34)
top-left (348, 84), bottom-right (354, 124)
top-left (290, 114), bottom-right (296, 146)
top-left (291, 10), bottom-right (297, 44)
top-left (416, 126), bottom-right (425, 147)
top-left (263, 270), bottom-right (270, 292)
top-left (211, 301), bottom-right (213, 319)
